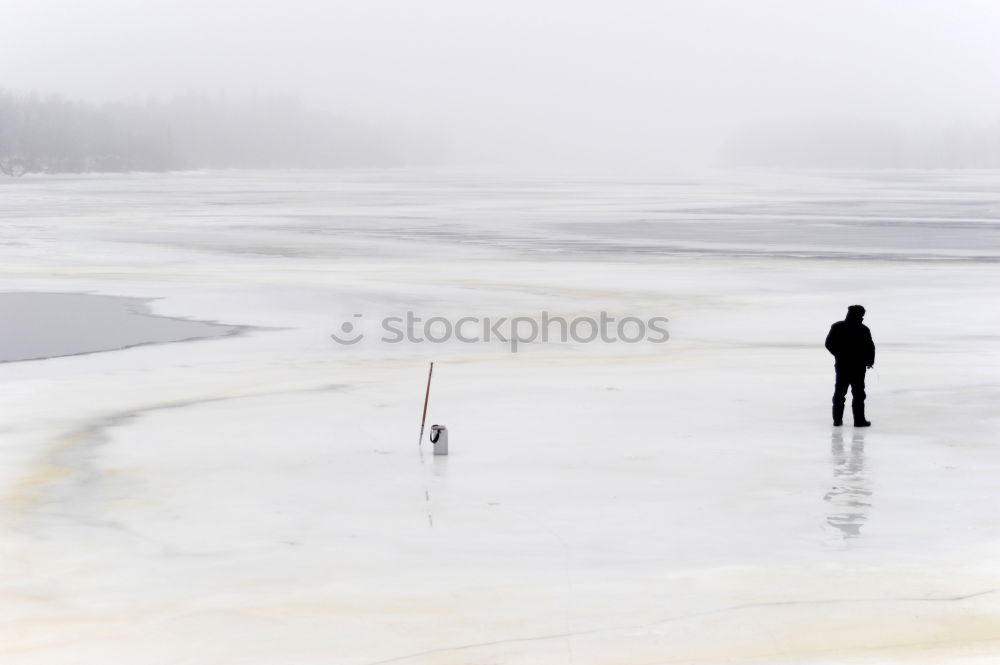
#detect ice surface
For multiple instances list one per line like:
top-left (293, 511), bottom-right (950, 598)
top-left (1, 170), bottom-right (1000, 664)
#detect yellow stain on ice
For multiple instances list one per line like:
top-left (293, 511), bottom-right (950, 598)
top-left (3, 429), bottom-right (93, 512)
top-left (3, 385), bottom-right (333, 516)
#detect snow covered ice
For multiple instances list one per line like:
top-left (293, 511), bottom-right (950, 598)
top-left (2, 169), bottom-right (1000, 664)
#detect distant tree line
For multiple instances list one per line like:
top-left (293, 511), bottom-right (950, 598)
top-left (0, 90), bottom-right (396, 175)
top-left (724, 118), bottom-right (1000, 169)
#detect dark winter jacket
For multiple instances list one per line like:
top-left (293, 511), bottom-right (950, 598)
top-left (825, 319), bottom-right (875, 367)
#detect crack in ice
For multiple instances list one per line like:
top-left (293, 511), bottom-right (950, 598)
top-left (356, 588), bottom-right (998, 665)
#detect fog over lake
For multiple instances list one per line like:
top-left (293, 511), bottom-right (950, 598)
top-left (3, 1), bottom-right (1000, 171)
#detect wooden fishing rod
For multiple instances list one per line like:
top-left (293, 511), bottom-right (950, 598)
top-left (418, 361), bottom-right (434, 445)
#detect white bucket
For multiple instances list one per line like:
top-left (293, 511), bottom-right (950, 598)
top-left (430, 424), bottom-right (448, 455)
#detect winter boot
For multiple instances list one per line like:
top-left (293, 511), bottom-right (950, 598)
top-left (852, 402), bottom-right (871, 427)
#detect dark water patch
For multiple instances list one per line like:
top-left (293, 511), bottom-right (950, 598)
top-left (0, 292), bottom-right (245, 363)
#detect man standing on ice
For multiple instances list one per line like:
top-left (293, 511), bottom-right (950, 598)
top-left (825, 305), bottom-right (875, 427)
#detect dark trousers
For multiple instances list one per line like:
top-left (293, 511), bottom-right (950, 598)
top-left (833, 364), bottom-right (867, 424)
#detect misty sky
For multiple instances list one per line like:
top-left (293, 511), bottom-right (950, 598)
top-left (3, 0), bottom-right (1000, 170)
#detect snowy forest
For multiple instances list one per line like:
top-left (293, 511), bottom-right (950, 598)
top-left (0, 91), bottom-right (395, 175)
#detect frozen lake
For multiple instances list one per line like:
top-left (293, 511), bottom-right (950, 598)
top-left (1, 170), bottom-right (999, 664)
